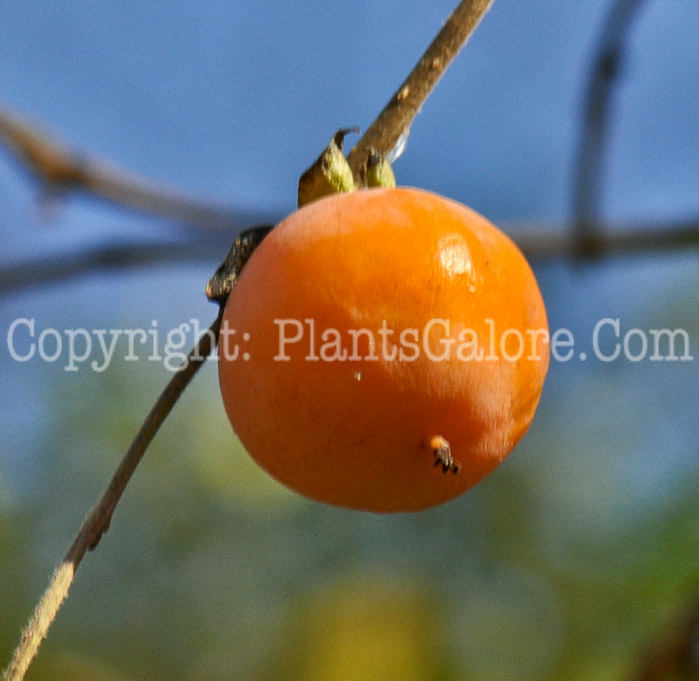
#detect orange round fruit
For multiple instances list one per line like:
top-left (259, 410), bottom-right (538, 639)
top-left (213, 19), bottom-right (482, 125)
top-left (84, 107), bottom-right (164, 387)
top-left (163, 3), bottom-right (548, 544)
top-left (219, 187), bottom-right (549, 512)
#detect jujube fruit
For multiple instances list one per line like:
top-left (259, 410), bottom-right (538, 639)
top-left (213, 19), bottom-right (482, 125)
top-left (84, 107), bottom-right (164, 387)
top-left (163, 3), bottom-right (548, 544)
top-left (219, 187), bottom-right (549, 512)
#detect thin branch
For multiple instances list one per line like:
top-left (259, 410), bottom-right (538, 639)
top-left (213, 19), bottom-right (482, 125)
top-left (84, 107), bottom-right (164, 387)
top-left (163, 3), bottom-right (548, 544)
top-left (0, 106), bottom-right (280, 231)
top-left (1, 314), bottom-right (222, 681)
top-left (0, 240), bottom-right (226, 296)
top-left (513, 219), bottom-right (699, 261)
top-left (347, 0), bottom-right (495, 184)
top-left (573, 0), bottom-right (647, 251)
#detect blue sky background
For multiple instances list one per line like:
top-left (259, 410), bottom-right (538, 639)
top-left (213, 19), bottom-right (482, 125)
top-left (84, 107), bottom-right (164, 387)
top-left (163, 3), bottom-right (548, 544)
top-left (0, 2), bottom-right (697, 679)
top-left (1, 0), bottom-right (697, 229)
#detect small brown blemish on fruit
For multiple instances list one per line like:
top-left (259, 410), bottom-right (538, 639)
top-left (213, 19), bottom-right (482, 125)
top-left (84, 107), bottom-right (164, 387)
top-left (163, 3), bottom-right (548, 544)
top-left (428, 435), bottom-right (461, 474)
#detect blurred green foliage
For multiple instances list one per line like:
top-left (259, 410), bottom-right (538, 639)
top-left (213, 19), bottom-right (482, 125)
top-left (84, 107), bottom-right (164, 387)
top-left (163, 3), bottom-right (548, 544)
top-left (0, 261), bottom-right (697, 681)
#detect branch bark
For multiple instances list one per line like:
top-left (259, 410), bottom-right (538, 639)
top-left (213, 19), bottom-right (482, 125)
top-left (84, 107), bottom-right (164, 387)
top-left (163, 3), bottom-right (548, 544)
top-left (346, 0), bottom-right (495, 184)
top-left (1, 314), bottom-right (222, 681)
top-left (0, 106), bottom-right (280, 231)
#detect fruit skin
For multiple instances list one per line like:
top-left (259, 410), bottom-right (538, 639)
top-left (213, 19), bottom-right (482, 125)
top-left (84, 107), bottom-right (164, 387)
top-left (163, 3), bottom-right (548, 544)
top-left (219, 187), bottom-right (549, 512)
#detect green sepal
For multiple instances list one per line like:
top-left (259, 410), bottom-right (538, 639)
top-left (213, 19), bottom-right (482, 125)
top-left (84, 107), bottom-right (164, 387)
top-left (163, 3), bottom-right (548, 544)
top-left (297, 128), bottom-right (358, 207)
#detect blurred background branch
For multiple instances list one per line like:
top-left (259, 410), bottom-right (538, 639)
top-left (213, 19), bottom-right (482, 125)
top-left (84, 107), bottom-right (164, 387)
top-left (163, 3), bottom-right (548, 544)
top-left (0, 94), bottom-right (696, 298)
top-left (1, 219), bottom-right (697, 297)
top-left (572, 0), bottom-right (647, 254)
top-left (0, 106), bottom-right (278, 232)
top-left (0, 239), bottom-right (225, 295)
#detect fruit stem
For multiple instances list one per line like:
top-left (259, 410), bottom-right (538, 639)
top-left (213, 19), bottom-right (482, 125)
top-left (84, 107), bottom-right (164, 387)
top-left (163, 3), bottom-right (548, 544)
top-left (206, 225), bottom-right (273, 304)
top-left (2, 315), bottom-right (223, 681)
top-left (347, 0), bottom-right (496, 185)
